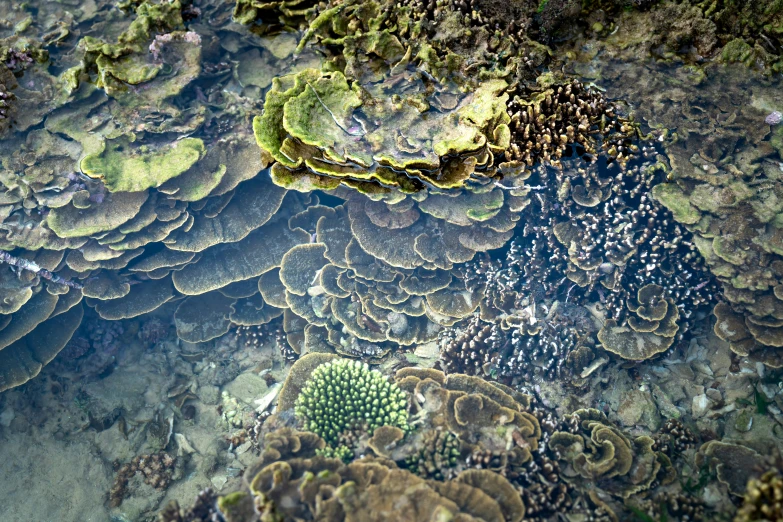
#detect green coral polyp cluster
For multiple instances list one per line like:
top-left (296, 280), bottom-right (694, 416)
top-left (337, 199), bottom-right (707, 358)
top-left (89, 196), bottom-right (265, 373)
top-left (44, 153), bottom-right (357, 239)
top-left (315, 444), bottom-right (355, 462)
top-left (294, 359), bottom-right (410, 445)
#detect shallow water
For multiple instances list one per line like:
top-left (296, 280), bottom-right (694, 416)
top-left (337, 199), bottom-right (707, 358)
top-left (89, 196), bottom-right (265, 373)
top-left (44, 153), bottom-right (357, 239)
top-left (1, 0), bottom-right (783, 521)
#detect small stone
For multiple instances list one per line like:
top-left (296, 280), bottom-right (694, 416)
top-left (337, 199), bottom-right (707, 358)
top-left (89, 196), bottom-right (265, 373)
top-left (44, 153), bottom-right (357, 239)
top-left (691, 360), bottom-right (713, 377)
top-left (702, 483), bottom-right (723, 507)
top-left (0, 407), bottom-right (14, 427)
top-left (211, 474), bottom-right (228, 491)
top-left (734, 409), bottom-right (753, 432)
top-left (705, 388), bottom-right (722, 405)
top-left (692, 394), bottom-right (711, 417)
top-left (766, 111), bottom-right (782, 126)
top-left (617, 388), bottom-right (661, 431)
top-left (224, 372), bottom-right (268, 405)
top-left (413, 341), bottom-right (440, 359)
top-left (174, 433), bottom-right (197, 456)
top-left (235, 441), bottom-right (253, 454)
top-left (200, 385), bottom-right (221, 405)
top-left (651, 383), bottom-right (681, 419)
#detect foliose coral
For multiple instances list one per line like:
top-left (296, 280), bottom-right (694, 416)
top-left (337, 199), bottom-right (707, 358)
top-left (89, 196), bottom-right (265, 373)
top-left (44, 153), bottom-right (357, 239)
top-left (549, 408), bottom-right (674, 498)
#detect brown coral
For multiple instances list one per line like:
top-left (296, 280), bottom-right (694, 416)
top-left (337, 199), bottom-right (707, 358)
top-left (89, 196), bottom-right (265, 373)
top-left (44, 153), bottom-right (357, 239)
top-left (549, 409), bottom-right (668, 498)
top-left (110, 453), bottom-right (176, 507)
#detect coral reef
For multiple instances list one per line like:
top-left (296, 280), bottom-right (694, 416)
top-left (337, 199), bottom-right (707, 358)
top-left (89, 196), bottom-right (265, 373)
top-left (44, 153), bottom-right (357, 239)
top-left (0, 0), bottom-right (732, 393)
top-left (573, 55), bottom-right (783, 367)
top-left (1, 0), bottom-right (783, 519)
top-left (168, 359), bottom-right (718, 521)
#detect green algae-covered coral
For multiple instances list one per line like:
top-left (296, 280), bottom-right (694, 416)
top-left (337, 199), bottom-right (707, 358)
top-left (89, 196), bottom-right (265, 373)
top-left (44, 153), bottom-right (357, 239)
top-left (294, 358), bottom-right (410, 445)
top-left (81, 135), bottom-right (205, 192)
top-left (254, 67), bottom-right (511, 193)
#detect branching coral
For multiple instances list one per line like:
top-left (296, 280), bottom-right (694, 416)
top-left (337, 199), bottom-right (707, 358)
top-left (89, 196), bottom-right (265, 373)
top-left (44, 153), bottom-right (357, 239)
top-left (294, 358), bottom-right (410, 446)
top-left (735, 471), bottom-right (783, 522)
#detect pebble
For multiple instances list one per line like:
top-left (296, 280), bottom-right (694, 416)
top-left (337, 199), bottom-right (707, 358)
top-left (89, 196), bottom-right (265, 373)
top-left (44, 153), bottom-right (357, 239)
top-left (174, 433), bottom-right (197, 456)
top-left (691, 360), bottom-right (713, 377)
top-left (766, 111), bottom-right (782, 125)
top-left (211, 474), bottom-right (228, 490)
top-left (0, 407), bottom-right (14, 427)
top-left (734, 409), bottom-right (753, 432)
top-left (692, 394), bottom-right (711, 417)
